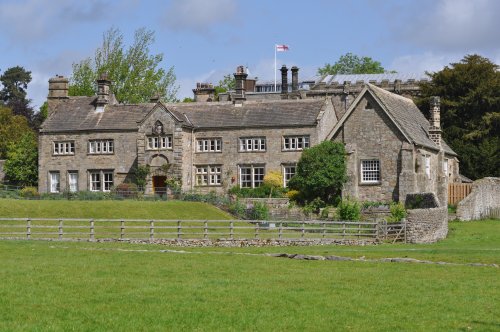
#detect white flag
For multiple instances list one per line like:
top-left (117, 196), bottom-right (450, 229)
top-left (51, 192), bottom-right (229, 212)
top-left (276, 44), bottom-right (289, 52)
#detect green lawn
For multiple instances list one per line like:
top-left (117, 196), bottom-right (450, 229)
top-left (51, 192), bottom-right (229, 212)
top-left (1, 219), bottom-right (499, 331)
top-left (0, 199), bottom-right (499, 330)
top-left (0, 199), bottom-right (232, 219)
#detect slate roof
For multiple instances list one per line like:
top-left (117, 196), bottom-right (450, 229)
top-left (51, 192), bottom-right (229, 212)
top-left (328, 84), bottom-right (457, 156)
top-left (40, 97), bottom-right (324, 133)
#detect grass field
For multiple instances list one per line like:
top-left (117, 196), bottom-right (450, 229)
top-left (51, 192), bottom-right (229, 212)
top-left (0, 199), bottom-right (499, 330)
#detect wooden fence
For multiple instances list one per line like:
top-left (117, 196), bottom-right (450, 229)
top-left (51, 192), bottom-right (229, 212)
top-left (487, 207), bottom-right (500, 219)
top-left (448, 183), bottom-right (472, 205)
top-left (0, 218), bottom-right (405, 242)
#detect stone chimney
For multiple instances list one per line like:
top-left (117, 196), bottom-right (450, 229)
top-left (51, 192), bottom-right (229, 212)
top-left (233, 65), bottom-right (247, 102)
top-left (291, 66), bottom-right (299, 93)
top-left (96, 73), bottom-right (111, 109)
top-left (192, 83), bottom-right (216, 102)
top-left (428, 96), bottom-right (441, 147)
top-left (280, 65), bottom-right (288, 99)
top-left (47, 75), bottom-right (69, 116)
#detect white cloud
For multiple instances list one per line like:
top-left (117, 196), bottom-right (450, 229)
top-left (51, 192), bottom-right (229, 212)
top-left (162, 0), bottom-right (237, 35)
top-left (390, 52), bottom-right (462, 74)
top-left (400, 0), bottom-right (500, 52)
top-left (0, 0), bottom-right (112, 44)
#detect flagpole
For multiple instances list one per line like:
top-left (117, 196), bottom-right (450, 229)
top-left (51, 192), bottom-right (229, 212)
top-left (274, 44), bottom-right (277, 92)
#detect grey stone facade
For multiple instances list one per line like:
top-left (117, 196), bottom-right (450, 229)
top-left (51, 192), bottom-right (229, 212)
top-left (39, 72), bottom-right (458, 205)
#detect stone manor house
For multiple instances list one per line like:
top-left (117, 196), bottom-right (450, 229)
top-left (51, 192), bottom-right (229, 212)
top-left (38, 66), bottom-right (459, 205)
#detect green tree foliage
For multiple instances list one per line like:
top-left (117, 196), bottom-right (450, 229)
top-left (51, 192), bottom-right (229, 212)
top-left (317, 52), bottom-right (387, 76)
top-left (0, 106), bottom-right (33, 159)
top-left (0, 66), bottom-right (32, 102)
top-left (288, 141), bottom-right (347, 204)
top-left (4, 131), bottom-right (38, 186)
top-left (417, 54), bottom-right (500, 179)
top-left (0, 66), bottom-right (42, 128)
top-left (214, 74), bottom-right (235, 99)
top-left (69, 27), bottom-right (178, 104)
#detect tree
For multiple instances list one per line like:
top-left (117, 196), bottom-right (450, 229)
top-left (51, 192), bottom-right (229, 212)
top-left (0, 106), bottom-right (32, 159)
top-left (288, 141), bottom-right (347, 204)
top-left (417, 54), bottom-right (500, 179)
top-left (214, 74), bottom-right (235, 99)
top-left (4, 131), bottom-right (38, 186)
top-left (263, 170), bottom-right (283, 198)
top-left (0, 66), bottom-right (40, 129)
top-left (69, 27), bottom-right (178, 104)
top-left (317, 52), bottom-right (387, 76)
top-left (0, 66), bottom-right (32, 102)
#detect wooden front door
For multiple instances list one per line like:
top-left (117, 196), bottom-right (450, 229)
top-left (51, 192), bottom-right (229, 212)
top-left (152, 176), bottom-right (167, 194)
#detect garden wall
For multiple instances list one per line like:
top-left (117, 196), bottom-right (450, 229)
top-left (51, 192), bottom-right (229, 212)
top-left (456, 177), bottom-right (500, 221)
top-left (239, 198), bottom-right (309, 220)
top-left (405, 206), bottom-right (448, 243)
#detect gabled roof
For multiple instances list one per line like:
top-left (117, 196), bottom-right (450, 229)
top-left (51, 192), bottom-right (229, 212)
top-left (327, 84), bottom-right (457, 156)
top-left (40, 97), bottom-right (325, 133)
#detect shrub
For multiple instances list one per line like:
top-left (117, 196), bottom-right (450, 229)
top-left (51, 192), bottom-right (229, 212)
top-left (285, 189), bottom-right (300, 201)
top-left (20, 186), bottom-right (39, 198)
top-left (388, 202), bottom-right (407, 223)
top-left (248, 201), bottom-right (269, 220)
top-left (113, 183), bottom-right (139, 199)
top-left (228, 200), bottom-right (246, 219)
top-left (337, 198), bottom-right (361, 221)
top-left (303, 197), bottom-right (326, 215)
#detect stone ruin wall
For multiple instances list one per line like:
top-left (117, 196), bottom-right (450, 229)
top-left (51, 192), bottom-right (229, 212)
top-left (457, 177), bottom-right (500, 221)
top-left (405, 206), bottom-right (448, 243)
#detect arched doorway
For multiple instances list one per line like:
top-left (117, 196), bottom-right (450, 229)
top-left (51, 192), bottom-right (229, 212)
top-left (150, 154), bottom-right (169, 195)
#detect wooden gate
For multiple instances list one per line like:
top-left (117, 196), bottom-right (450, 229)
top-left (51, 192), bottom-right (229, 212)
top-left (448, 183), bottom-right (472, 205)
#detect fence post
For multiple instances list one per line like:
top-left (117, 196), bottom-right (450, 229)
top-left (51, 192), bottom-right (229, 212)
top-left (120, 220), bottom-right (125, 240)
top-left (255, 222), bottom-right (259, 239)
top-left (26, 218), bottom-right (31, 240)
top-left (357, 223), bottom-right (361, 238)
top-left (279, 222), bottom-right (283, 240)
top-left (58, 219), bottom-right (63, 240)
top-left (204, 220), bottom-right (208, 240)
top-left (384, 220), bottom-right (387, 241)
top-left (177, 220), bottom-right (181, 240)
top-left (322, 222), bottom-right (326, 239)
top-left (230, 221), bottom-right (234, 240)
top-left (90, 219), bottom-right (95, 241)
top-left (342, 222), bottom-right (346, 239)
top-left (150, 220), bottom-right (154, 242)
top-left (301, 221), bottom-right (305, 238)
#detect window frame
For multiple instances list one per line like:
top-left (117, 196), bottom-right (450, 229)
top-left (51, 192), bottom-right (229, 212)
top-left (53, 141), bottom-right (75, 156)
top-left (88, 139), bottom-right (114, 155)
top-left (195, 165), bottom-right (222, 187)
top-left (360, 159), bottom-right (381, 184)
top-left (282, 164), bottom-right (297, 188)
top-left (239, 165), bottom-right (265, 188)
top-left (49, 171), bottom-right (60, 193)
top-left (67, 171), bottom-right (78, 193)
top-left (89, 170), bottom-right (114, 192)
top-left (196, 138), bottom-right (222, 153)
top-left (282, 135), bottom-right (310, 151)
top-left (239, 137), bottom-right (266, 152)
top-left (146, 135), bottom-right (173, 150)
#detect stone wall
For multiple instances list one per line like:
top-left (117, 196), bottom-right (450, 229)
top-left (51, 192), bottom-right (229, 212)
top-left (239, 198), bottom-right (309, 220)
top-left (0, 159), bottom-right (5, 183)
top-left (457, 177), bottom-right (500, 221)
top-left (405, 206), bottom-right (448, 243)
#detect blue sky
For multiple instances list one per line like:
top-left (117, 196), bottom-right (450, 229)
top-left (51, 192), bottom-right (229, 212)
top-left (1, 0), bottom-right (499, 108)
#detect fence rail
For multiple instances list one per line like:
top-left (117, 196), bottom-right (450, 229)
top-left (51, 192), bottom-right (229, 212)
top-left (448, 183), bottom-right (472, 205)
top-left (0, 218), bottom-right (402, 242)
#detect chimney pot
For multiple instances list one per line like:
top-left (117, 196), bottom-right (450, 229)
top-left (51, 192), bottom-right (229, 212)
top-left (96, 73), bottom-right (111, 107)
top-left (233, 65), bottom-right (248, 102)
top-left (280, 65), bottom-right (288, 97)
top-left (291, 66), bottom-right (299, 93)
top-left (429, 96), bottom-right (442, 147)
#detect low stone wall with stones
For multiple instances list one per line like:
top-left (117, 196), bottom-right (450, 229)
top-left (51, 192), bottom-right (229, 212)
top-left (406, 206), bottom-right (448, 243)
top-left (240, 198), bottom-right (310, 220)
top-left (457, 177), bottom-right (500, 221)
top-left (0, 160), bottom-right (5, 183)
